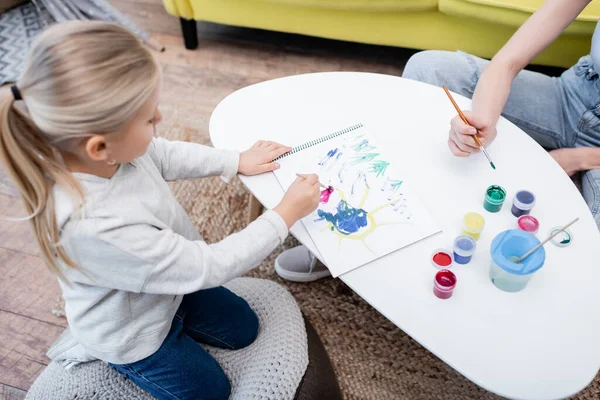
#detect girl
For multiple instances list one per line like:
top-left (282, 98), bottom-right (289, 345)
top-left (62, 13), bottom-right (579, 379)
top-left (403, 0), bottom-right (600, 230)
top-left (0, 21), bottom-right (320, 400)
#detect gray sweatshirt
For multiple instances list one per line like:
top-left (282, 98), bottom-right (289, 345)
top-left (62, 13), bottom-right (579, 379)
top-left (53, 138), bottom-right (288, 365)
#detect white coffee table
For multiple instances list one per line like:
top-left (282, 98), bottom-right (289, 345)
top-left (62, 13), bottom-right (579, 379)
top-left (209, 72), bottom-right (600, 400)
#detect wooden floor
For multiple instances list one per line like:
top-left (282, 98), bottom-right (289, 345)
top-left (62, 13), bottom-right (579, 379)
top-left (0, 1), bottom-right (415, 398)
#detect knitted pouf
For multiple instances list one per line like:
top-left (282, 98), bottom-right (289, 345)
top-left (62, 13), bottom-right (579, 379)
top-left (26, 278), bottom-right (309, 400)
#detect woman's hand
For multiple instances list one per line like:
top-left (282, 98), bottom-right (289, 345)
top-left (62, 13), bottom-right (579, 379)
top-left (448, 111), bottom-right (497, 157)
top-left (455, 0), bottom-right (592, 158)
top-left (238, 141), bottom-right (291, 176)
top-left (549, 148), bottom-right (589, 176)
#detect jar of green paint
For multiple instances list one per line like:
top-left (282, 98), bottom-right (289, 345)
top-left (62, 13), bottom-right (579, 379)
top-left (483, 185), bottom-right (506, 213)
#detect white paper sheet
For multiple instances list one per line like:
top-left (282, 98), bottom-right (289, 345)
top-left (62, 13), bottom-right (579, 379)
top-left (273, 124), bottom-right (441, 277)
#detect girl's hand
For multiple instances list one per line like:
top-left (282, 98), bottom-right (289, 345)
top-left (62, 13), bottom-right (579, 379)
top-left (238, 141), bottom-right (292, 176)
top-left (274, 174), bottom-right (321, 228)
top-left (448, 111), bottom-right (497, 157)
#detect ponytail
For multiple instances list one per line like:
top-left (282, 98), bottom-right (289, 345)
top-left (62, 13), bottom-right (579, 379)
top-left (0, 21), bottom-right (159, 280)
top-left (0, 95), bottom-right (82, 280)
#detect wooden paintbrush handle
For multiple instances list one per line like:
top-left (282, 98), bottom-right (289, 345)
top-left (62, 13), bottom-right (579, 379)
top-left (443, 86), bottom-right (484, 148)
top-left (296, 173), bottom-right (328, 189)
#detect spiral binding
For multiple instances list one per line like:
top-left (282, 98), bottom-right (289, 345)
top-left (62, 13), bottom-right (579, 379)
top-left (274, 123), bottom-right (364, 161)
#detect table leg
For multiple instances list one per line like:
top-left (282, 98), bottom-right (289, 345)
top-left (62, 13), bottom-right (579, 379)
top-left (247, 195), bottom-right (264, 224)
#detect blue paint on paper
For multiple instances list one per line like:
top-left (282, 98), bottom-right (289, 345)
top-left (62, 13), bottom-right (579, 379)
top-left (317, 200), bottom-right (368, 235)
top-left (319, 148), bottom-right (339, 166)
top-left (353, 139), bottom-right (374, 152)
top-left (390, 180), bottom-right (402, 192)
top-left (351, 171), bottom-right (370, 195)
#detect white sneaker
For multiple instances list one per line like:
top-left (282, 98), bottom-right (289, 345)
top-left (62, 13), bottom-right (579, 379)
top-left (275, 245), bottom-right (331, 282)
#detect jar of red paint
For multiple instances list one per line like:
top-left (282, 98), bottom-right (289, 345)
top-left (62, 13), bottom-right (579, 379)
top-left (433, 269), bottom-right (457, 299)
top-left (431, 249), bottom-right (453, 269)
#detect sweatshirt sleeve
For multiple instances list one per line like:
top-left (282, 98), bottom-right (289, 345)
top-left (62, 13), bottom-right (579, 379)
top-left (146, 137), bottom-right (239, 183)
top-left (64, 210), bottom-right (288, 294)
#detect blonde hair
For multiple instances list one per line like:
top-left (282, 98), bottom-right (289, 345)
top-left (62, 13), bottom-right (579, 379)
top-left (0, 21), bottom-right (160, 279)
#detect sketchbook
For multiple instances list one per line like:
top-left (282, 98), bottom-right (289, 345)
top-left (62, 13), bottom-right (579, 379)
top-left (273, 123), bottom-right (441, 277)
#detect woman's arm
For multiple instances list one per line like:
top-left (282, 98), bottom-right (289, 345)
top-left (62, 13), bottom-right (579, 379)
top-left (473, 0), bottom-right (592, 126)
top-left (450, 0), bottom-right (592, 156)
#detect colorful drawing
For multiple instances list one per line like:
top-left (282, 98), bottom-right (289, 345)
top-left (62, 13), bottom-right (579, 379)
top-left (315, 187), bottom-right (412, 253)
top-left (272, 125), bottom-right (440, 278)
top-left (310, 131), bottom-right (418, 253)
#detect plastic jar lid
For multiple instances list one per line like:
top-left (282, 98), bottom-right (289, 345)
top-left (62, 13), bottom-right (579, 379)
top-left (463, 212), bottom-right (485, 233)
top-left (517, 215), bottom-right (540, 234)
top-left (431, 249), bottom-right (453, 269)
top-left (549, 227), bottom-right (573, 247)
top-left (513, 190), bottom-right (536, 211)
top-left (453, 235), bottom-right (476, 257)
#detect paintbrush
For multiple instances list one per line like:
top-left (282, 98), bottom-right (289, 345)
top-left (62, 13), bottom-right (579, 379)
top-left (296, 173), bottom-right (332, 190)
top-left (442, 85), bottom-right (496, 170)
top-left (515, 217), bottom-right (579, 263)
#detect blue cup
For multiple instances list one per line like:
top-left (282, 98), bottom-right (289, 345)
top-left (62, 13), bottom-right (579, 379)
top-left (489, 230), bottom-right (545, 292)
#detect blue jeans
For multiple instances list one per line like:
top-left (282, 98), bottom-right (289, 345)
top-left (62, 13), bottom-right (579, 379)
top-left (109, 287), bottom-right (259, 400)
top-left (403, 50), bottom-right (600, 230)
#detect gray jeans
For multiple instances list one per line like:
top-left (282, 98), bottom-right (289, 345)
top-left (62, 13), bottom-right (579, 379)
top-left (403, 50), bottom-right (600, 230)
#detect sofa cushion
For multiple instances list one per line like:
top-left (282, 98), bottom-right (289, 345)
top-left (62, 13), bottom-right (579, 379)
top-left (440, 0), bottom-right (600, 34)
top-left (258, 0), bottom-right (438, 12)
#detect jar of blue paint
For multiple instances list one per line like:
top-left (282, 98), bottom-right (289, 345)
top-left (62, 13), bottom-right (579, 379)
top-left (453, 235), bottom-right (476, 265)
top-left (511, 190), bottom-right (536, 217)
top-left (489, 229), bottom-right (545, 292)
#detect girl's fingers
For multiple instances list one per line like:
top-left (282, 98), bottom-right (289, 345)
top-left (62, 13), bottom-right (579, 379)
top-left (260, 162), bottom-right (280, 173)
top-left (306, 174), bottom-right (319, 185)
top-left (268, 147), bottom-right (290, 160)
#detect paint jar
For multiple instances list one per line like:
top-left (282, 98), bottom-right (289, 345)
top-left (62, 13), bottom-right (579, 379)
top-left (489, 229), bottom-right (545, 292)
top-left (431, 249), bottom-right (453, 269)
top-left (433, 269), bottom-right (457, 299)
top-left (517, 215), bottom-right (539, 235)
top-left (461, 212), bottom-right (485, 241)
top-left (511, 190), bottom-right (536, 217)
top-left (483, 185), bottom-right (506, 213)
top-left (453, 235), bottom-right (476, 265)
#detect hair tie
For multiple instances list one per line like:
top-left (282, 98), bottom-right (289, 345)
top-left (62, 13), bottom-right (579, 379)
top-left (10, 85), bottom-right (22, 101)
